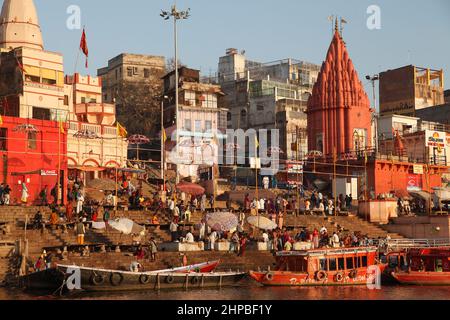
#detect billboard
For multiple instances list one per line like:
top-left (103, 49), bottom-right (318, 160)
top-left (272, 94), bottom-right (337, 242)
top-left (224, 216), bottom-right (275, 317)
top-left (425, 130), bottom-right (445, 148)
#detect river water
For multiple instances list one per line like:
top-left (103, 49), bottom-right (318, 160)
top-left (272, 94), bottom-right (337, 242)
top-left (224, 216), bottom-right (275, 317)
top-left (1, 282), bottom-right (449, 300)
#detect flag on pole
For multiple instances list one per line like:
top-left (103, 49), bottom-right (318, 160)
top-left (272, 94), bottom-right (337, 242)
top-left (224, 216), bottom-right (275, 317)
top-left (162, 128), bottom-right (167, 143)
top-left (117, 122), bottom-right (128, 138)
top-left (80, 28), bottom-right (89, 68)
top-left (59, 120), bottom-right (65, 134)
top-left (14, 53), bottom-right (26, 75)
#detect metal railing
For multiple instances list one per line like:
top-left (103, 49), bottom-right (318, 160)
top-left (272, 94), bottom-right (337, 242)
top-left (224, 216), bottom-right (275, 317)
top-left (386, 238), bottom-right (450, 249)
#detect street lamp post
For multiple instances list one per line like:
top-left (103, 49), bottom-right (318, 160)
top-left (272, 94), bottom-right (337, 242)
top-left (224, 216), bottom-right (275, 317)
top-left (161, 5), bottom-right (191, 184)
top-left (366, 74), bottom-right (379, 154)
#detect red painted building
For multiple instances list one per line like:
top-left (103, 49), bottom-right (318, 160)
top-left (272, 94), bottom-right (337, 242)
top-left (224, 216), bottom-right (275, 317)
top-left (307, 26), bottom-right (373, 157)
top-left (0, 115), bottom-right (67, 205)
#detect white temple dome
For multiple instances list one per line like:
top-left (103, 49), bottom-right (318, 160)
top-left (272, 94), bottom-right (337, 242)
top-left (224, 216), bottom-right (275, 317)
top-left (0, 0), bottom-right (43, 50)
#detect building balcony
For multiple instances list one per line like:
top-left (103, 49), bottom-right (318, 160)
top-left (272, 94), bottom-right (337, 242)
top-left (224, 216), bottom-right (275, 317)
top-left (75, 103), bottom-right (115, 115)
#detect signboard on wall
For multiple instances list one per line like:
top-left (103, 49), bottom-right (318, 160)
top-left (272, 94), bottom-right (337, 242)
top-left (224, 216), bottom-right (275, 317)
top-left (412, 165), bottom-right (424, 175)
top-left (425, 130), bottom-right (445, 148)
top-left (40, 170), bottom-right (57, 176)
top-left (407, 174), bottom-right (422, 191)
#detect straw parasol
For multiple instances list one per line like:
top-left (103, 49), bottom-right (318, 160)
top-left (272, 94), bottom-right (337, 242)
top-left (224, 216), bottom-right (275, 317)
top-left (205, 212), bottom-right (238, 232)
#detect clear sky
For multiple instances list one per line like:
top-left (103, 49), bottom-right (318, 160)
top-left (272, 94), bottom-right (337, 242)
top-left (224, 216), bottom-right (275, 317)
top-left (32, 0), bottom-right (450, 96)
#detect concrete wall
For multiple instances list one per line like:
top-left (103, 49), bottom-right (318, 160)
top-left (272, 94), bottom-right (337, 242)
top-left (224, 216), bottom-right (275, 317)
top-left (384, 216), bottom-right (450, 239)
top-left (358, 200), bottom-right (398, 224)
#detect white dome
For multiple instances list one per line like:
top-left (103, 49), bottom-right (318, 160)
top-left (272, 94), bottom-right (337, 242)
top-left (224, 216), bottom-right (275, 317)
top-left (0, 0), bottom-right (43, 50)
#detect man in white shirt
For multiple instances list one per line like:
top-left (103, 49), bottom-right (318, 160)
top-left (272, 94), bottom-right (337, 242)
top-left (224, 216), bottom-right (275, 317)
top-left (262, 232), bottom-right (269, 243)
top-left (318, 202), bottom-right (325, 216)
top-left (170, 220), bottom-right (178, 242)
top-left (209, 231), bottom-right (217, 250)
top-left (259, 198), bottom-right (265, 213)
top-left (332, 232), bottom-right (340, 248)
top-left (185, 231), bottom-right (194, 243)
top-left (320, 226), bottom-right (327, 235)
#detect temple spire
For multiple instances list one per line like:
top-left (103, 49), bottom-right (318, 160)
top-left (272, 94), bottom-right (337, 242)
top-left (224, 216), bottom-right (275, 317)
top-left (0, 0), bottom-right (44, 51)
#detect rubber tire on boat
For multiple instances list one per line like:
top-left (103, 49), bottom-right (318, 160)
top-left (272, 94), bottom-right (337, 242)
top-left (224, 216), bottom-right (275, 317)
top-left (191, 276), bottom-right (200, 285)
top-left (315, 270), bottom-right (327, 281)
top-left (139, 274), bottom-right (150, 285)
top-left (90, 273), bottom-right (105, 285)
top-left (166, 275), bottom-right (175, 284)
top-left (334, 272), bottom-right (344, 282)
top-left (349, 270), bottom-right (358, 279)
top-left (110, 272), bottom-right (124, 286)
top-left (265, 272), bottom-right (274, 281)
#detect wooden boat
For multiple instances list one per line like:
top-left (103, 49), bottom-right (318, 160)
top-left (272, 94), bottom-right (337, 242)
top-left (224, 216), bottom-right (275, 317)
top-left (389, 247), bottom-right (450, 285)
top-left (249, 247), bottom-right (385, 286)
top-left (20, 263), bottom-right (245, 292)
top-left (150, 260), bottom-right (220, 274)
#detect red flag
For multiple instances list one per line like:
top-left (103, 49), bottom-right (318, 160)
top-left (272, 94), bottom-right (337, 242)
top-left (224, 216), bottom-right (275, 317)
top-left (14, 53), bottom-right (26, 75)
top-left (80, 28), bottom-right (89, 68)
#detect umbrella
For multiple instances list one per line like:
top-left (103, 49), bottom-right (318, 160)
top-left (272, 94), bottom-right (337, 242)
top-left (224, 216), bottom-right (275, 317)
top-left (247, 216), bottom-right (277, 230)
top-left (127, 134), bottom-right (150, 145)
top-left (206, 212), bottom-right (238, 232)
top-left (108, 218), bottom-right (145, 235)
top-left (176, 181), bottom-right (205, 196)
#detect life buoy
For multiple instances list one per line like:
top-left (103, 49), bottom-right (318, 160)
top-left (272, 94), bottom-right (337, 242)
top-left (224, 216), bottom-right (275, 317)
top-left (315, 270), bottom-right (327, 281)
top-left (265, 272), bottom-right (274, 281)
top-left (349, 269), bottom-right (358, 279)
top-left (334, 272), bottom-right (344, 282)
top-left (110, 272), bottom-right (124, 286)
top-left (166, 275), bottom-right (175, 284)
top-left (90, 273), bottom-right (105, 285)
top-left (139, 274), bottom-right (150, 285)
top-left (191, 276), bottom-right (200, 285)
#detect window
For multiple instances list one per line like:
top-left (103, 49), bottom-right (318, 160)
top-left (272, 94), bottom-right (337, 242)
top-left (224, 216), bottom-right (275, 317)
top-left (32, 107), bottom-right (50, 120)
top-left (64, 95), bottom-right (69, 106)
top-left (257, 105), bottom-right (264, 111)
top-left (144, 68), bottom-right (150, 78)
top-left (205, 121), bottom-right (212, 132)
top-left (319, 259), bottom-right (327, 271)
top-left (184, 119), bottom-right (191, 131)
top-left (90, 98), bottom-right (97, 103)
top-left (195, 120), bottom-right (202, 132)
top-left (328, 258), bottom-right (337, 271)
top-left (133, 67), bottom-right (138, 75)
top-left (115, 69), bottom-right (118, 80)
top-left (27, 132), bottom-right (37, 150)
top-left (185, 91), bottom-right (196, 106)
top-left (127, 67), bottom-right (133, 77)
top-left (361, 256), bottom-right (368, 268)
top-left (346, 257), bottom-right (354, 269)
top-left (81, 97), bottom-right (86, 103)
top-left (227, 112), bottom-right (232, 121)
top-left (0, 128), bottom-right (7, 151)
top-left (338, 258), bottom-right (345, 270)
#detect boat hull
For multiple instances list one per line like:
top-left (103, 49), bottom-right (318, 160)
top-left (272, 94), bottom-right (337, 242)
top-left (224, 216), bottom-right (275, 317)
top-left (391, 271), bottom-right (450, 286)
top-left (249, 270), bottom-right (377, 287)
top-left (21, 265), bottom-right (246, 292)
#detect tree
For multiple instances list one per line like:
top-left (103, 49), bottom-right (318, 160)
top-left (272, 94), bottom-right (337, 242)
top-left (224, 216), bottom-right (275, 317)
top-left (114, 67), bottom-right (165, 137)
top-left (165, 57), bottom-right (185, 73)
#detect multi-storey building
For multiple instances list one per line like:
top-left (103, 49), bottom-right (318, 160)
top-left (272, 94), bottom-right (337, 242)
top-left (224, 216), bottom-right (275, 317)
top-left (162, 67), bottom-right (226, 181)
top-left (379, 65), bottom-right (445, 116)
top-left (64, 74), bottom-right (128, 182)
top-left (0, 0), bottom-right (68, 205)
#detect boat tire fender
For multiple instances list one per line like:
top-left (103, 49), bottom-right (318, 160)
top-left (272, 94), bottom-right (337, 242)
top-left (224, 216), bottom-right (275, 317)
top-left (349, 269), bottom-right (358, 279)
top-left (191, 276), bottom-right (200, 285)
top-left (90, 273), bottom-right (105, 285)
top-left (265, 272), bottom-right (274, 281)
top-left (110, 272), bottom-right (124, 286)
top-left (139, 274), bottom-right (150, 285)
top-left (335, 272), bottom-right (344, 282)
top-left (315, 270), bottom-right (327, 281)
top-left (166, 275), bottom-right (175, 284)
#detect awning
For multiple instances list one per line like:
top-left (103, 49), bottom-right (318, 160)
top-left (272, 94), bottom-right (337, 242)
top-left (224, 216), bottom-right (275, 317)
top-left (68, 166), bottom-right (106, 172)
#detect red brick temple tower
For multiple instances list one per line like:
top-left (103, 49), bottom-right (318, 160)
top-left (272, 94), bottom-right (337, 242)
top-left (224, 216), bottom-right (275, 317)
top-left (307, 22), bottom-right (373, 158)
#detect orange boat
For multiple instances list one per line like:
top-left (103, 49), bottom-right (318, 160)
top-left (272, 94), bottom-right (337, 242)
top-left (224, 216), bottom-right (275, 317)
top-left (390, 247), bottom-right (450, 285)
top-left (249, 247), bottom-right (385, 286)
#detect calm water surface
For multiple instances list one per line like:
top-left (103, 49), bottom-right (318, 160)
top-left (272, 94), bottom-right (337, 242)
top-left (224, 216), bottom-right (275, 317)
top-left (1, 281), bottom-right (449, 300)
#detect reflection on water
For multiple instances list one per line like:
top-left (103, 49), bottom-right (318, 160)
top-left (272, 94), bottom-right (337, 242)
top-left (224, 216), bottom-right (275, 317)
top-left (1, 283), bottom-right (450, 301)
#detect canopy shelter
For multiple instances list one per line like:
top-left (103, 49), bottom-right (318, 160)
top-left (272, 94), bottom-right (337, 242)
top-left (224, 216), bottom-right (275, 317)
top-left (247, 216), bottom-right (277, 230)
top-left (206, 212), bottom-right (238, 232)
top-left (108, 218), bottom-right (145, 235)
top-left (176, 181), bottom-right (205, 196)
